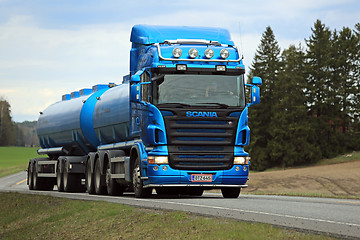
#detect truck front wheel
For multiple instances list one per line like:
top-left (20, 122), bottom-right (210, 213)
top-left (221, 187), bottom-right (241, 198)
top-left (132, 157), bottom-right (152, 198)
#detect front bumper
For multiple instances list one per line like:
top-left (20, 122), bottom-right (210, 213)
top-left (144, 164), bottom-right (249, 189)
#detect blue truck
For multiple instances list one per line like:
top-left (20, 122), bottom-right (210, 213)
top-left (27, 25), bottom-right (262, 198)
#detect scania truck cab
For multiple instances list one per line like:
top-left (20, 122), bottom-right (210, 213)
top-left (127, 25), bottom-right (262, 198)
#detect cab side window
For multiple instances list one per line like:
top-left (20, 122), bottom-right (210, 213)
top-left (141, 72), bottom-right (150, 102)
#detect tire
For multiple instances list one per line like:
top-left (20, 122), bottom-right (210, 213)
top-left (85, 162), bottom-right (95, 194)
top-left (106, 161), bottom-right (124, 196)
top-left (63, 164), bottom-right (82, 192)
top-left (56, 162), bottom-right (64, 192)
top-left (28, 164), bottom-right (34, 190)
top-left (221, 187), bottom-right (241, 198)
top-left (94, 160), bottom-right (106, 195)
top-left (32, 163), bottom-right (39, 190)
top-left (132, 157), bottom-right (152, 198)
top-left (32, 163), bottom-right (53, 191)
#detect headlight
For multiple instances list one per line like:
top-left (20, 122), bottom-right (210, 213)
top-left (204, 48), bottom-right (214, 59)
top-left (189, 48), bottom-right (198, 58)
top-left (220, 49), bottom-right (230, 59)
top-left (148, 156), bottom-right (168, 165)
top-left (173, 48), bottom-right (182, 58)
top-left (234, 156), bottom-right (250, 165)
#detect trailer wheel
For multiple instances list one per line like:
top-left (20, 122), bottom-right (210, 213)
top-left (94, 160), bottom-right (106, 195)
top-left (56, 162), bottom-right (64, 192)
top-left (63, 165), bottom-right (82, 192)
top-left (106, 162), bottom-right (124, 196)
top-left (132, 157), bottom-right (152, 198)
top-left (85, 162), bottom-right (95, 194)
top-left (32, 164), bottom-right (39, 190)
top-left (221, 187), bottom-right (241, 198)
top-left (31, 163), bottom-right (53, 191)
top-left (28, 164), bottom-right (34, 190)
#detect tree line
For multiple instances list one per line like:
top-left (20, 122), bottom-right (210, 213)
top-left (248, 19), bottom-right (360, 171)
top-left (0, 98), bottom-right (39, 147)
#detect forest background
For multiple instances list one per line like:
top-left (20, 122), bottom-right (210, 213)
top-left (1, 19), bottom-right (359, 170)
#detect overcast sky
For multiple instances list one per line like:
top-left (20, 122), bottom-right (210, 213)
top-left (1, 0), bottom-right (359, 122)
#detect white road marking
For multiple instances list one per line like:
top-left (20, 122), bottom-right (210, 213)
top-left (91, 194), bottom-right (360, 228)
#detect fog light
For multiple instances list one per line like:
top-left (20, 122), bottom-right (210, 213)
top-left (176, 64), bottom-right (187, 71)
top-left (220, 49), bottom-right (229, 59)
top-left (153, 166), bottom-right (159, 171)
top-left (189, 48), bottom-right (198, 58)
top-left (173, 48), bottom-right (182, 58)
top-left (204, 48), bottom-right (214, 59)
top-left (235, 166), bottom-right (240, 171)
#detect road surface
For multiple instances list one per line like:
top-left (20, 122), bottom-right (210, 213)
top-left (1, 171), bottom-right (360, 239)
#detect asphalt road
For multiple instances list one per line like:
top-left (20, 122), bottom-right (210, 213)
top-left (1, 171), bottom-right (360, 239)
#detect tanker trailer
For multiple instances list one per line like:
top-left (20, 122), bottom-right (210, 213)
top-left (28, 24), bottom-right (262, 198)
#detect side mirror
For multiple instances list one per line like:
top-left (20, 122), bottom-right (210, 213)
top-left (251, 85), bottom-right (260, 105)
top-left (252, 76), bottom-right (262, 86)
top-left (131, 75), bottom-right (141, 83)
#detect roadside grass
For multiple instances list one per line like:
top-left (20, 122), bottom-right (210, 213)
top-left (242, 191), bottom-right (360, 200)
top-left (251, 151), bottom-right (360, 173)
top-left (0, 147), bottom-right (38, 178)
top-left (0, 192), bottom-right (335, 240)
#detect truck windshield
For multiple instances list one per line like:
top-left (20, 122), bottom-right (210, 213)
top-left (152, 74), bottom-right (245, 107)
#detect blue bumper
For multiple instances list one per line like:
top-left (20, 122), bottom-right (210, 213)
top-left (144, 164), bottom-right (249, 188)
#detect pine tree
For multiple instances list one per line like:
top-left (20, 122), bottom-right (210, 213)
top-left (248, 26), bottom-right (281, 170)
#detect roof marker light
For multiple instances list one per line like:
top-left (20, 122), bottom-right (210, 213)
top-left (220, 49), bottom-right (230, 59)
top-left (172, 48), bottom-right (182, 58)
top-left (205, 48), bottom-right (214, 59)
top-left (189, 48), bottom-right (198, 58)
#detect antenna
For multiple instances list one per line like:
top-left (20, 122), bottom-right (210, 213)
top-left (238, 21), bottom-right (244, 59)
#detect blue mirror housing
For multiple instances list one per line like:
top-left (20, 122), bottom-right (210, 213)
top-left (251, 85), bottom-right (260, 105)
top-left (252, 76), bottom-right (262, 86)
top-left (131, 75), bottom-right (141, 83)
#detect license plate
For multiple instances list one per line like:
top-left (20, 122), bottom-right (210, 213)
top-left (191, 174), bottom-right (213, 182)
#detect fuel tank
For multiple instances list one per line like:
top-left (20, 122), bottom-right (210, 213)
top-left (37, 82), bottom-right (131, 155)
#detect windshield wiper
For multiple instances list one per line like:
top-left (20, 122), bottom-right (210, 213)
top-left (157, 103), bottom-right (191, 108)
top-left (195, 103), bottom-right (229, 108)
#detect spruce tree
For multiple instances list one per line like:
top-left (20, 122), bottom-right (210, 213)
top-left (248, 26), bottom-right (281, 170)
top-left (268, 45), bottom-right (321, 167)
top-left (305, 20), bottom-right (338, 158)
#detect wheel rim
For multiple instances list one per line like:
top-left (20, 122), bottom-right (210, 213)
top-left (86, 164), bottom-right (92, 189)
top-left (106, 164), bottom-right (111, 187)
top-left (95, 163), bottom-right (100, 189)
top-left (33, 168), bottom-right (37, 188)
top-left (132, 165), bottom-right (141, 191)
top-left (63, 168), bottom-right (68, 188)
top-left (57, 165), bottom-right (61, 187)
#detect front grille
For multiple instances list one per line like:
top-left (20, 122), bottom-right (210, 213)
top-left (161, 108), bottom-right (240, 170)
